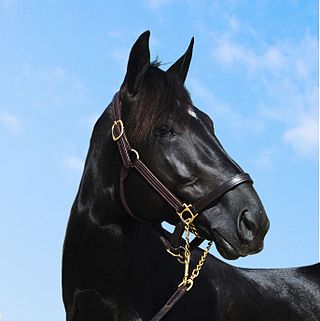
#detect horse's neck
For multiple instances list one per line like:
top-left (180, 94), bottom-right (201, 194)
top-left (64, 107), bottom-right (184, 317)
top-left (74, 107), bottom-right (122, 221)
top-left (70, 105), bottom-right (176, 261)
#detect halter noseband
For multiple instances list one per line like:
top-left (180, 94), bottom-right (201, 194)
top-left (111, 92), bottom-right (253, 320)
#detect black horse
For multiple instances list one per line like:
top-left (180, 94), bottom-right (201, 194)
top-left (62, 31), bottom-right (319, 321)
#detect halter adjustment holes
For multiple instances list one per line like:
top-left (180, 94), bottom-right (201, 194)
top-left (154, 124), bottom-right (176, 138)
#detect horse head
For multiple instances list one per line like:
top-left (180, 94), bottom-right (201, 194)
top-left (110, 31), bottom-right (269, 260)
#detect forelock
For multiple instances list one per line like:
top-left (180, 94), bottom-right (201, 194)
top-left (125, 64), bottom-right (192, 144)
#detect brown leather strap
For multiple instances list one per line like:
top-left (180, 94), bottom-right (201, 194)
top-left (169, 223), bottom-right (204, 251)
top-left (133, 159), bottom-right (183, 211)
top-left (170, 222), bottom-right (185, 247)
top-left (119, 166), bottom-right (145, 221)
top-left (193, 173), bottom-right (253, 213)
top-left (150, 285), bottom-right (188, 321)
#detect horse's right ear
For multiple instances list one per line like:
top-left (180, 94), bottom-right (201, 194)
top-left (121, 30), bottom-right (150, 96)
top-left (167, 37), bottom-right (194, 83)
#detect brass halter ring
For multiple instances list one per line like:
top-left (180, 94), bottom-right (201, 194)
top-left (177, 203), bottom-right (198, 225)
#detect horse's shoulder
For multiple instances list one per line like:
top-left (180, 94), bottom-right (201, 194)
top-left (70, 289), bottom-right (142, 321)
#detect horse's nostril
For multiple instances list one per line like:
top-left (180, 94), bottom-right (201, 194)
top-left (238, 210), bottom-right (258, 243)
top-left (242, 213), bottom-right (253, 231)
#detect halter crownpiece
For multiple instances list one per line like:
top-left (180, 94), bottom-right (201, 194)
top-left (111, 91), bottom-right (253, 321)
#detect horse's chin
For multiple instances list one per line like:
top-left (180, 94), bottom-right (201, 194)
top-left (195, 224), bottom-right (241, 260)
top-left (206, 229), bottom-right (264, 260)
top-left (211, 230), bottom-right (242, 260)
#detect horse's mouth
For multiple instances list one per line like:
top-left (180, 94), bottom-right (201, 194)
top-left (211, 231), bottom-right (242, 260)
top-left (194, 223), bottom-right (240, 259)
top-left (210, 230), bottom-right (264, 260)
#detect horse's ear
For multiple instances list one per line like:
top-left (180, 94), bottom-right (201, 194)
top-left (167, 37), bottom-right (194, 83)
top-left (121, 30), bottom-right (150, 95)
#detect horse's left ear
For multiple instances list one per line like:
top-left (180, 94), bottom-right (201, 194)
top-left (167, 37), bottom-right (194, 83)
top-left (121, 30), bottom-right (150, 96)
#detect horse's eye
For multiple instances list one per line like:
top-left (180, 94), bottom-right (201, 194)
top-left (155, 124), bottom-right (175, 137)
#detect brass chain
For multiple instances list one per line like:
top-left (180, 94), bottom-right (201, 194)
top-left (179, 223), bottom-right (213, 291)
top-left (189, 240), bottom-right (212, 281)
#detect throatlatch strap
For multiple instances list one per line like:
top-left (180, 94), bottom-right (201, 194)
top-left (119, 166), bottom-right (142, 221)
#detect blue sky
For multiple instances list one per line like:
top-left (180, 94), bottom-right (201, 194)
top-left (0, 1), bottom-right (318, 320)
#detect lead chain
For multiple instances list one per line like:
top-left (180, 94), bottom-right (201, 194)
top-left (180, 223), bottom-right (213, 291)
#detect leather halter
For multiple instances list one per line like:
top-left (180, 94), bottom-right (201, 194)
top-left (111, 92), bottom-right (253, 320)
top-left (112, 92), bottom-right (253, 229)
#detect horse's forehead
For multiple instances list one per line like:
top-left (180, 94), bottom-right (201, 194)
top-left (176, 98), bottom-right (198, 120)
top-left (187, 108), bottom-right (198, 119)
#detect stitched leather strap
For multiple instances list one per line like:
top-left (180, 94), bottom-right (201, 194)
top-left (119, 166), bottom-right (146, 221)
top-left (134, 159), bottom-right (183, 211)
top-left (193, 172), bottom-right (253, 213)
top-left (150, 285), bottom-right (187, 321)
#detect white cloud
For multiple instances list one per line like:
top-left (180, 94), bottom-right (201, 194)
top-left (255, 147), bottom-right (276, 169)
top-left (211, 30), bottom-right (318, 159)
top-left (213, 39), bottom-right (258, 71)
top-left (212, 38), bottom-right (300, 76)
top-left (212, 31), bottom-right (317, 79)
top-left (188, 78), bottom-right (230, 117)
top-left (63, 155), bottom-right (84, 172)
top-left (283, 115), bottom-right (318, 158)
top-left (0, 110), bottom-right (23, 135)
top-left (188, 77), bottom-right (264, 133)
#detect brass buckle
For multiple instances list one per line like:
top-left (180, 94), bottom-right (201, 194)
top-left (112, 120), bottom-right (124, 141)
top-left (177, 203), bottom-right (198, 225)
